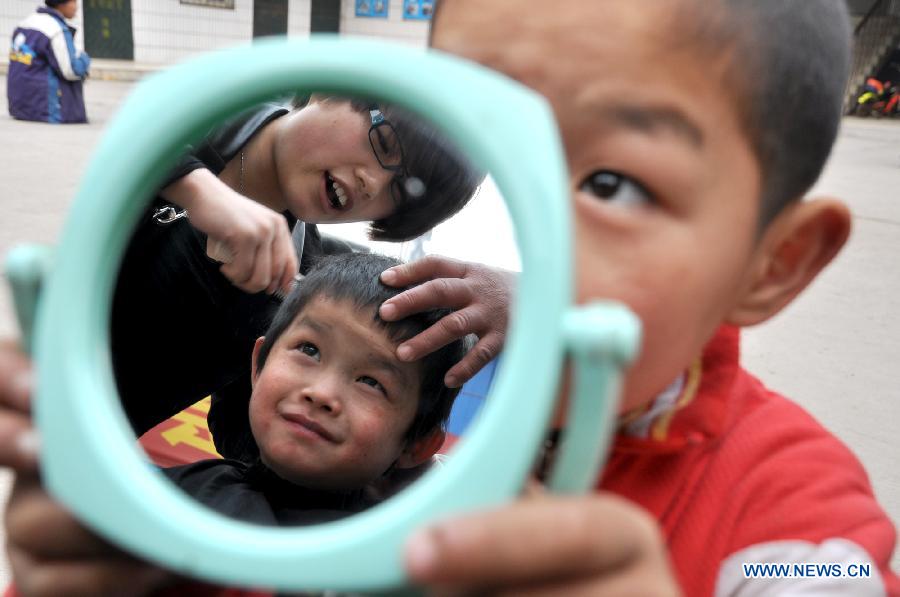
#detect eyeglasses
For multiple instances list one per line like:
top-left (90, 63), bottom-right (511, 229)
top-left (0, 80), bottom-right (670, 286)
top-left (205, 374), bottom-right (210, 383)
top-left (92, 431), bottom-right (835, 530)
top-left (368, 105), bottom-right (409, 206)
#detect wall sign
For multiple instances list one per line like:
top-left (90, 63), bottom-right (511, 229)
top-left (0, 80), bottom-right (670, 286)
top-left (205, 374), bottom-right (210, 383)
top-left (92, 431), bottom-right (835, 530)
top-left (180, 0), bottom-right (235, 8)
top-left (356, 0), bottom-right (388, 18)
top-left (402, 0), bottom-right (434, 20)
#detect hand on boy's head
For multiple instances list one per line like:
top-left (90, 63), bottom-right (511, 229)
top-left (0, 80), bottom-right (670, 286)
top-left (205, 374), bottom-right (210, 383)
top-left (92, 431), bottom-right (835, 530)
top-left (404, 492), bottom-right (681, 596)
top-left (379, 256), bottom-right (514, 387)
top-left (5, 475), bottom-right (174, 597)
top-left (0, 340), bottom-right (39, 472)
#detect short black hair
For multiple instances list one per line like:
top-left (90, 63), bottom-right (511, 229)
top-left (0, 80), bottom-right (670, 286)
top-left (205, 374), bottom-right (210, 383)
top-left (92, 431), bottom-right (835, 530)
top-left (255, 253), bottom-right (468, 444)
top-left (293, 95), bottom-right (485, 242)
top-left (716, 0), bottom-right (852, 226)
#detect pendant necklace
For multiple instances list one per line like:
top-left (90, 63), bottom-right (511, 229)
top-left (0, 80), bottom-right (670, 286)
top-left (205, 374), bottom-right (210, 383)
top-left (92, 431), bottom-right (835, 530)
top-left (239, 150), bottom-right (245, 194)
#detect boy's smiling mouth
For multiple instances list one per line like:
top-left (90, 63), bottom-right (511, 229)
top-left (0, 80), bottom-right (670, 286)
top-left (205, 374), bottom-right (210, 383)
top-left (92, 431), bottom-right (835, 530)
top-left (280, 411), bottom-right (338, 443)
top-left (324, 171), bottom-right (351, 211)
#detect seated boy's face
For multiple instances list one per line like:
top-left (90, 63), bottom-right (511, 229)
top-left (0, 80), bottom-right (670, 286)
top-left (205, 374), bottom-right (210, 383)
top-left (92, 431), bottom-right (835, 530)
top-left (248, 296), bottom-right (423, 490)
top-left (434, 0), bottom-right (765, 411)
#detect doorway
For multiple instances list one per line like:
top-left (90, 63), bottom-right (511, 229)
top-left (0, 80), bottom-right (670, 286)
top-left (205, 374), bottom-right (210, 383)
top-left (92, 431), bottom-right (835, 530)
top-left (253, 0), bottom-right (289, 38)
top-left (82, 0), bottom-right (135, 60)
top-left (310, 0), bottom-right (341, 33)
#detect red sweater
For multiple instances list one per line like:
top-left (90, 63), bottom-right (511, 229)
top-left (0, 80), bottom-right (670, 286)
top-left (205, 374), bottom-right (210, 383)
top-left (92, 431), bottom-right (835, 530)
top-left (602, 326), bottom-right (899, 596)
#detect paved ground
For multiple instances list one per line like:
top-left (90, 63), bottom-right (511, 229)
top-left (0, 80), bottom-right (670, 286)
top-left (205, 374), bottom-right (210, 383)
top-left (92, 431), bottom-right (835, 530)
top-left (0, 77), bottom-right (897, 586)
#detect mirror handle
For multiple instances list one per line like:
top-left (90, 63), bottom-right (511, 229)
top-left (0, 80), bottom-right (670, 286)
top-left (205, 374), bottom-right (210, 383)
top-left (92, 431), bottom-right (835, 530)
top-left (5, 244), bottom-right (54, 355)
top-left (547, 302), bottom-right (641, 493)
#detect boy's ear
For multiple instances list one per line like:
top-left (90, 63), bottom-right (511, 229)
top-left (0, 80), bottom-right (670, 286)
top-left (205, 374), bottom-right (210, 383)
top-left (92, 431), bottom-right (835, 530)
top-left (396, 430), bottom-right (445, 469)
top-left (250, 337), bottom-right (266, 389)
top-left (727, 198), bottom-right (851, 327)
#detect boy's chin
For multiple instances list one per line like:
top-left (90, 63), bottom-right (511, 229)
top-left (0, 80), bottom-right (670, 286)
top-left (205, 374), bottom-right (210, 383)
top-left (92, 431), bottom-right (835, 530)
top-left (264, 458), bottom-right (369, 492)
top-left (550, 370), bottom-right (652, 427)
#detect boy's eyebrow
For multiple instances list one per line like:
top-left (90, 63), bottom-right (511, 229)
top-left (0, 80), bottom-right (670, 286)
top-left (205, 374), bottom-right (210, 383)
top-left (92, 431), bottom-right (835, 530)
top-left (292, 315), bottom-right (412, 387)
top-left (294, 316), bottom-right (329, 336)
top-left (592, 103), bottom-right (704, 149)
top-left (365, 351), bottom-right (410, 387)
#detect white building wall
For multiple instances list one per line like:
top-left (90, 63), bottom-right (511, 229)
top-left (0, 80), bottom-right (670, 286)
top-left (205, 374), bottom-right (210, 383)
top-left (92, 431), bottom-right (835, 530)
top-left (2, 1), bottom-right (85, 57)
top-left (339, 0), bottom-right (429, 48)
top-left (132, 1), bottom-right (311, 66)
top-left (131, 0), bottom-right (252, 65)
top-left (287, 0), bottom-right (311, 37)
top-left (2, 1), bottom-right (427, 67)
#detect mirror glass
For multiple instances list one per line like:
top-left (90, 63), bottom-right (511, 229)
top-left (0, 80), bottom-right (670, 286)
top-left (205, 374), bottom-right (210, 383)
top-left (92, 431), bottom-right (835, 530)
top-left (109, 93), bottom-right (519, 526)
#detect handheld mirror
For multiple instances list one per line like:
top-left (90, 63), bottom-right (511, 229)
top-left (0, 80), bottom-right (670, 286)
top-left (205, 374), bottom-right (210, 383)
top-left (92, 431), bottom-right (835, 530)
top-left (5, 37), bottom-right (640, 593)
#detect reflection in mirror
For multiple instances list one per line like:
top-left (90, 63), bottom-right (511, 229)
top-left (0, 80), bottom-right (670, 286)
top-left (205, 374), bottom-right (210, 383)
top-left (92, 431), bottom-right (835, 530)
top-left (108, 92), bottom-right (517, 526)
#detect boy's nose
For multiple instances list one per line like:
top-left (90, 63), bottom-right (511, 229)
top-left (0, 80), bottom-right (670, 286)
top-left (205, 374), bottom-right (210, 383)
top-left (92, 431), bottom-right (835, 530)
top-left (302, 378), bottom-right (342, 415)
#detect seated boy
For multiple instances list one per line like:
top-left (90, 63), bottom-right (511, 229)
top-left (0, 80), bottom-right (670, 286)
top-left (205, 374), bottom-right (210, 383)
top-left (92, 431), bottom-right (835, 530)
top-left (157, 252), bottom-right (466, 526)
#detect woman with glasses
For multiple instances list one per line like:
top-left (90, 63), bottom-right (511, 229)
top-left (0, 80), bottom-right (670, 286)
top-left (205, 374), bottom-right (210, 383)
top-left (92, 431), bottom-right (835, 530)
top-left (109, 94), bottom-right (488, 461)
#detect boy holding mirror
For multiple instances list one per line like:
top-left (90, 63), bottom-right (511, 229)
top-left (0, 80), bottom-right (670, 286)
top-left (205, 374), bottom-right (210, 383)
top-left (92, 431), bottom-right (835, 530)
top-left (398, 0), bottom-right (900, 594)
top-left (159, 252), bottom-right (466, 526)
top-left (1, 0), bottom-right (898, 595)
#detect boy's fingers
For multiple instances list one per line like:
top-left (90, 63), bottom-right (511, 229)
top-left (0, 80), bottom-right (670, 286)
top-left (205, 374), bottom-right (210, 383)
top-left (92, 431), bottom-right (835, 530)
top-left (405, 495), bottom-right (662, 588)
top-left (8, 547), bottom-right (170, 597)
top-left (381, 255), bottom-right (468, 287)
top-left (7, 479), bottom-right (120, 559)
top-left (0, 340), bottom-right (34, 413)
top-left (0, 415), bottom-right (40, 471)
top-left (433, 575), bottom-right (674, 597)
top-left (443, 333), bottom-right (503, 387)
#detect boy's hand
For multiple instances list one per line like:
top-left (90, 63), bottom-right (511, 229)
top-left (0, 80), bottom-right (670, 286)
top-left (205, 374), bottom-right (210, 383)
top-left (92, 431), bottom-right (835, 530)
top-left (161, 169), bottom-right (298, 296)
top-left (0, 343), bottom-right (172, 596)
top-left (379, 256), bottom-right (514, 388)
top-left (6, 475), bottom-right (173, 597)
top-left (404, 493), bottom-right (682, 596)
top-left (0, 340), bottom-right (39, 472)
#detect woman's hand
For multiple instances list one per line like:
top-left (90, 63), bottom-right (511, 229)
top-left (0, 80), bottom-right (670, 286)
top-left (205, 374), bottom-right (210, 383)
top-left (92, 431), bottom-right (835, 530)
top-left (379, 256), bottom-right (514, 388)
top-left (161, 169), bottom-right (298, 295)
top-left (404, 493), bottom-right (682, 596)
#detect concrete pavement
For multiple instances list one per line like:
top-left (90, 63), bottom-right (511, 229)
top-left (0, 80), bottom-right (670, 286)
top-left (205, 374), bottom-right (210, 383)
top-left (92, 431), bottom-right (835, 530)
top-left (0, 76), bottom-right (898, 586)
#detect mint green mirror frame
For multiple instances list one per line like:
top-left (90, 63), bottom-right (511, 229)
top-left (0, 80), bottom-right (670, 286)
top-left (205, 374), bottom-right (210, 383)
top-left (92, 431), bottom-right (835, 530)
top-left (7, 37), bottom-right (640, 593)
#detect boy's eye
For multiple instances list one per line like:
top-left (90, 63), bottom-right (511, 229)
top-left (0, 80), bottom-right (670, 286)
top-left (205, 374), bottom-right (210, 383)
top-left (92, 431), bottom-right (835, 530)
top-left (296, 342), bottom-right (320, 361)
top-left (357, 375), bottom-right (386, 396)
top-left (579, 171), bottom-right (652, 207)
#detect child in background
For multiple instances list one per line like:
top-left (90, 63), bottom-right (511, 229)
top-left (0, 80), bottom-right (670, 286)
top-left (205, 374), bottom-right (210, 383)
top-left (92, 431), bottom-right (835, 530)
top-left (7, 0), bottom-right (90, 124)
